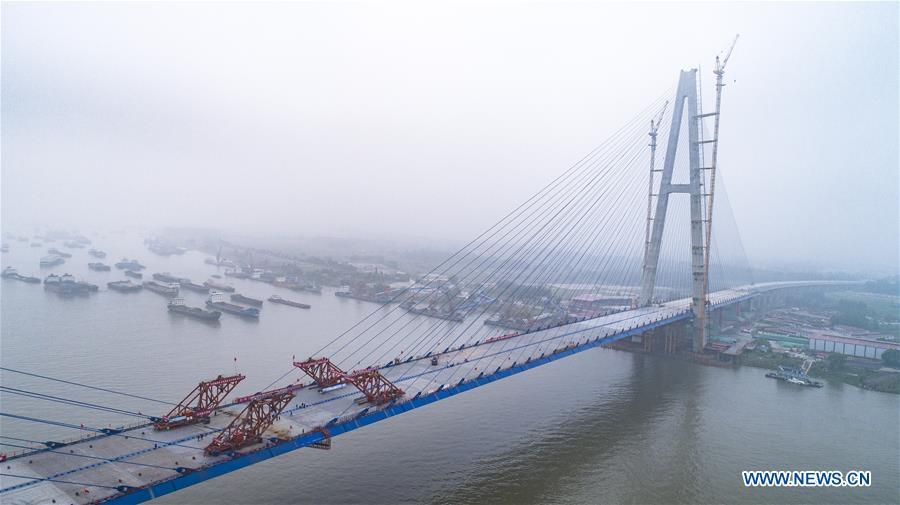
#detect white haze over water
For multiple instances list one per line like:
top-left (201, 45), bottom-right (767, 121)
top-left (2, 1), bottom-right (898, 274)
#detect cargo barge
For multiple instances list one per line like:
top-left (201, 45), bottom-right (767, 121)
top-left (231, 293), bottom-right (263, 307)
top-left (115, 258), bottom-right (145, 270)
top-left (335, 289), bottom-right (392, 304)
top-left (44, 274), bottom-right (97, 295)
top-left (765, 366), bottom-right (823, 388)
top-left (124, 270), bottom-right (143, 279)
top-left (168, 298), bottom-right (221, 321)
top-left (204, 280), bottom-right (235, 292)
top-left (207, 292), bottom-right (259, 318)
top-left (142, 280), bottom-right (179, 297)
top-left (1, 267), bottom-right (40, 283)
top-left (88, 262), bottom-right (111, 271)
top-left (179, 280), bottom-right (210, 293)
top-left (153, 272), bottom-right (189, 284)
top-left (40, 254), bottom-right (65, 267)
top-left (107, 280), bottom-right (142, 293)
top-left (47, 248), bottom-right (72, 258)
top-left (268, 295), bottom-right (311, 309)
top-left (88, 248), bottom-right (107, 258)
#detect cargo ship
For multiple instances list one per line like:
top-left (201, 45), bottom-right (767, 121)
top-left (230, 293), bottom-right (263, 307)
top-left (40, 254), bottom-right (65, 267)
top-left (168, 298), bottom-right (221, 321)
top-left (203, 279), bottom-right (235, 292)
top-left (268, 295), bottom-right (311, 309)
top-left (44, 274), bottom-right (96, 294)
top-left (88, 249), bottom-right (107, 258)
top-left (179, 280), bottom-right (210, 293)
top-left (47, 248), bottom-right (72, 258)
top-left (115, 258), bottom-right (145, 270)
top-left (206, 292), bottom-right (259, 318)
top-left (124, 270), bottom-right (143, 279)
top-left (107, 280), bottom-right (142, 293)
top-left (153, 272), bottom-right (188, 284)
top-left (88, 262), bottom-right (111, 271)
top-left (142, 280), bottom-right (179, 296)
top-left (1, 267), bottom-right (40, 283)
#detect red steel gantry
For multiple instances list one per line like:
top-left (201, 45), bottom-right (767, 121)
top-left (204, 389), bottom-right (295, 456)
top-left (295, 357), bottom-right (404, 405)
top-left (293, 357), bottom-right (346, 387)
top-left (343, 367), bottom-right (404, 405)
top-left (154, 374), bottom-right (245, 430)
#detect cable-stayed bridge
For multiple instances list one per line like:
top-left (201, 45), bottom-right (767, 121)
top-left (0, 61), bottom-right (857, 505)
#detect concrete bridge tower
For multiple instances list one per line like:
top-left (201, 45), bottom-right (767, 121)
top-left (638, 68), bottom-right (709, 353)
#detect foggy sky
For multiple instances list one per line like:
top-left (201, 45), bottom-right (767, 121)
top-left (2, 2), bottom-right (898, 274)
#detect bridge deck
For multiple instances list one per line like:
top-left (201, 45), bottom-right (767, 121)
top-left (0, 282), bottom-right (852, 504)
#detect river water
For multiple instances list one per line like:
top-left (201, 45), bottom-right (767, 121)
top-left (1, 234), bottom-right (898, 504)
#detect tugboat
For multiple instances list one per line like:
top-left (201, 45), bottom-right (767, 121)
top-left (230, 293), bottom-right (263, 307)
top-left (268, 295), bottom-right (311, 309)
top-left (47, 248), bottom-right (72, 258)
top-left (142, 280), bottom-right (179, 297)
top-left (168, 298), bottom-right (221, 321)
top-left (40, 254), bottom-right (65, 267)
top-left (179, 280), bottom-right (210, 293)
top-left (108, 280), bottom-right (142, 292)
top-left (124, 270), bottom-right (143, 279)
top-left (203, 279), bottom-right (235, 293)
top-left (206, 292), bottom-right (259, 318)
top-left (115, 258), bottom-right (145, 270)
top-left (88, 249), bottom-right (107, 259)
top-left (88, 262), bottom-right (111, 271)
top-left (1, 267), bottom-right (40, 283)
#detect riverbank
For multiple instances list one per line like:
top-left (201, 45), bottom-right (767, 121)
top-left (741, 349), bottom-right (900, 394)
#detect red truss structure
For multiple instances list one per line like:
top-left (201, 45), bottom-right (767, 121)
top-left (155, 374), bottom-right (245, 430)
top-left (293, 357), bottom-right (345, 387)
top-left (343, 367), bottom-right (404, 405)
top-left (204, 390), bottom-right (295, 456)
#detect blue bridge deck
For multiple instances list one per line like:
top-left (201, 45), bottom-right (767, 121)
top-left (0, 281), bottom-right (853, 504)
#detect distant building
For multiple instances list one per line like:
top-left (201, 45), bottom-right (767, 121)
top-left (807, 331), bottom-right (900, 360)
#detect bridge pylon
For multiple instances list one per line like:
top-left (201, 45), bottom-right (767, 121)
top-left (638, 68), bottom-right (713, 352)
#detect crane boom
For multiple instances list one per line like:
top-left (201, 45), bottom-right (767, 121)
top-left (716, 34), bottom-right (740, 74)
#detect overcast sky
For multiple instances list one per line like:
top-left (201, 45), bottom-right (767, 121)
top-left (2, 2), bottom-right (897, 273)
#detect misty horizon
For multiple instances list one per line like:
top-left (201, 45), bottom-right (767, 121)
top-left (2, 2), bottom-right (898, 275)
